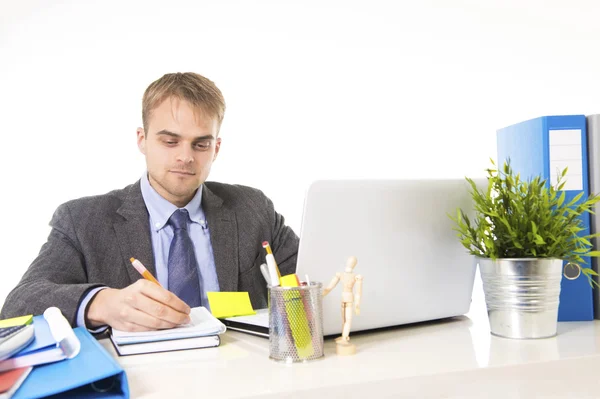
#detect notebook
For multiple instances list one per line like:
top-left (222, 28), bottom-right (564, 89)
top-left (109, 307), bottom-right (226, 356)
top-left (0, 367), bottom-right (32, 399)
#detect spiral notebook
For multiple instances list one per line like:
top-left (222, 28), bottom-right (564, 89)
top-left (109, 307), bottom-right (226, 356)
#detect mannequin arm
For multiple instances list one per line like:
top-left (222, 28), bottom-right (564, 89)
top-left (355, 275), bottom-right (363, 314)
top-left (323, 273), bottom-right (341, 297)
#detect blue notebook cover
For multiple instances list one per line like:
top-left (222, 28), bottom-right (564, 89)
top-left (497, 115), bottom-right (593, 321)
top-left (12, 318), bottom-right (129, 399)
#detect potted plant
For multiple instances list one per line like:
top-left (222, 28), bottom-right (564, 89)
top-left (450, 159), bottom-right (600, 339)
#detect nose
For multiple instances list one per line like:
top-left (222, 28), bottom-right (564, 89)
top-left (176, 145), bottom-right (195, 164)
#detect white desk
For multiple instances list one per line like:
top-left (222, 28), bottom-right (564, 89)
top-left (99, 300), bottom-right (600, 398)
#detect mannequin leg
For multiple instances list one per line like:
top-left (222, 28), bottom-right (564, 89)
top-left (341, 303), bottom-right (353, 340)
top-left (336, 304), bottom-right (347, 342)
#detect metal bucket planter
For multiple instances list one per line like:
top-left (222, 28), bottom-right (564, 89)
top-left (477, 258), bottom-right (563, 339)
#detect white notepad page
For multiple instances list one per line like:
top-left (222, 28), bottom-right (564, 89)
top-left (111, 307), bottom-right (226, 345)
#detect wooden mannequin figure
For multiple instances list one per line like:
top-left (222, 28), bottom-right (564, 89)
top-left (323, 256), bottom-right (363, 355)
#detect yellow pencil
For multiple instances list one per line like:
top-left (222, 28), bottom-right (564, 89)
top-left (129, 257), bottom-right (162, 286)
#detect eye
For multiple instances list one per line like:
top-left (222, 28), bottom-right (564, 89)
top-left (195, 141), bottom-right (211, 150)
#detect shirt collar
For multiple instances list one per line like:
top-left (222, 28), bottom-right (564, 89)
top-left (140, 172), bottom-right (206, 231)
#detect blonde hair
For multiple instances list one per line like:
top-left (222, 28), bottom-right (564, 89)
top-left (142, 72), bottom-right (225, 132)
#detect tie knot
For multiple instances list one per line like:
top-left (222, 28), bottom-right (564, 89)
top-left (168, 209), bottom-right (190, 231)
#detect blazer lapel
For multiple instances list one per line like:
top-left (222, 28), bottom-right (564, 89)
top-left (114, 181), bottom-right (156, 285)
top-left (203, 185), bottom-right (239, 292)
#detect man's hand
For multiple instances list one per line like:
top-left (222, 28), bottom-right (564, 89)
top-left (355, 304), bottom-right (360, 316)
top-left (86, 280), bottom-right (191, 331)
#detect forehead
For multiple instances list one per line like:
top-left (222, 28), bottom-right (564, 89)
top-left (147, 97), bottom-right (218, 135)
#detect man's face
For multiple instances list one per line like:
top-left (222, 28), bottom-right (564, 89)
top-left (137, 97), bottom-right (221, 207)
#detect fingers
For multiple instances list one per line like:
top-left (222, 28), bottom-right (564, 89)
top-left (125, 284), bottom-right (191, 327)
top-left (134, 280), bottom-right (191, 315)
top-left (116, 306), bottom-right (181, 331)
top-left (125, 294), bottom-right (190, 329)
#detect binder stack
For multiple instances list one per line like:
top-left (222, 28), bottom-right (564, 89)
top-left (587, 115), bottom-right (600, 319)
top-left (1, 314), bottom-right (128, 399)
top-left (497, 115), bottom-right (594, 321)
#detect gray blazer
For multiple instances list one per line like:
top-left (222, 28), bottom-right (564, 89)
top-left (0, 181), bottom-right (299, 326)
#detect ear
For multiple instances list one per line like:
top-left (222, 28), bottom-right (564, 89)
top-left (213, 137), bottom-right (222, 161)
top-left (137, 128), bottom-right (146, 154)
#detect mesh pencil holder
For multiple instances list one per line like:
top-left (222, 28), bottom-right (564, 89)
top-left (268, 282), bottom-right (324, 363)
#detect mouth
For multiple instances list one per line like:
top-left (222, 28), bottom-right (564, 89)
top-left (170, 170), bottom-right (196, 176)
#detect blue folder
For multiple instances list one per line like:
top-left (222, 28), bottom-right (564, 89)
top-left (12, 316), bottom-right (129, 399)
top-left (6, 314), bottom-right (60, 360)
top-left (497, 115), bottom-right (593, 321)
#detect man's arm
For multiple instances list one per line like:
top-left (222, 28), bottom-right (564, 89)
top-left (268, 200), bottom-right (299, 277)
top-left (1, 202), bottom-right (192, 331)
top-left (0, 203), bottom-right (104, 326)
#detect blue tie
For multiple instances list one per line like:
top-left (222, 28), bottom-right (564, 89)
top-left (167, 209), bottom-right (202, 307)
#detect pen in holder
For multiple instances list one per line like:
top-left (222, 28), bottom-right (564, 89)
top-left (268, 282), bottom-right (324, 363)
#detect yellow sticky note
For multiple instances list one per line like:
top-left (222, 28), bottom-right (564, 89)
top-left (207, 292), bottom-right (256, 319)
top-left (0, 315), bottom-right (33, 328)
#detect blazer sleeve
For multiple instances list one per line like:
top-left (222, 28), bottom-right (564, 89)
top-left (266, 197), bottom-right (299, 277)
top-left (0, 203), bottom-right (103, 326)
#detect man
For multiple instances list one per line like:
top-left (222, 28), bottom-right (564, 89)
top-left (0, 72), bottom-right (299, 332)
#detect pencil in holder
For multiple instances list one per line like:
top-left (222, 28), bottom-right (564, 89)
top-left (268, 282), bottom-right (324, 363)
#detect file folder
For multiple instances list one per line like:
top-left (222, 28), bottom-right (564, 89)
top-left (497, 114), bottom-right (593, 321)
top-left (1, 315), bottom-right (67, 372)
top-left (13, 323), bottom-right (129, 398)
top-left (587, 114), bottom-right (600, 319)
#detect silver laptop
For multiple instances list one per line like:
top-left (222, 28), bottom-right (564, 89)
top-left (295, 179), bottom-right (480, 336)
top-left (224, 179), bottom-right (480, 337)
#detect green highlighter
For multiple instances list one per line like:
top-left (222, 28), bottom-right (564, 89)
top-left (280, 274), bottom-right (314, 358)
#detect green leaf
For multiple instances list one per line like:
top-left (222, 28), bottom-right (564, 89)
top-left (557, 191), bottom-right (566, 207)
top-left (561, 167), bottom-right (568, 178)
top-left (567, 192), bottom-right (584, 207)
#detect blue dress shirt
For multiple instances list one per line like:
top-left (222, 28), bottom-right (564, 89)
top-left (139, 172), bottom-right (220, 306)
top-left (76, 173), bottom-right (219, 330)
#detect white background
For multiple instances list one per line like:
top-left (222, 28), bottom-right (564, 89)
top-left (1, 0), bottom-right (599, 307)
